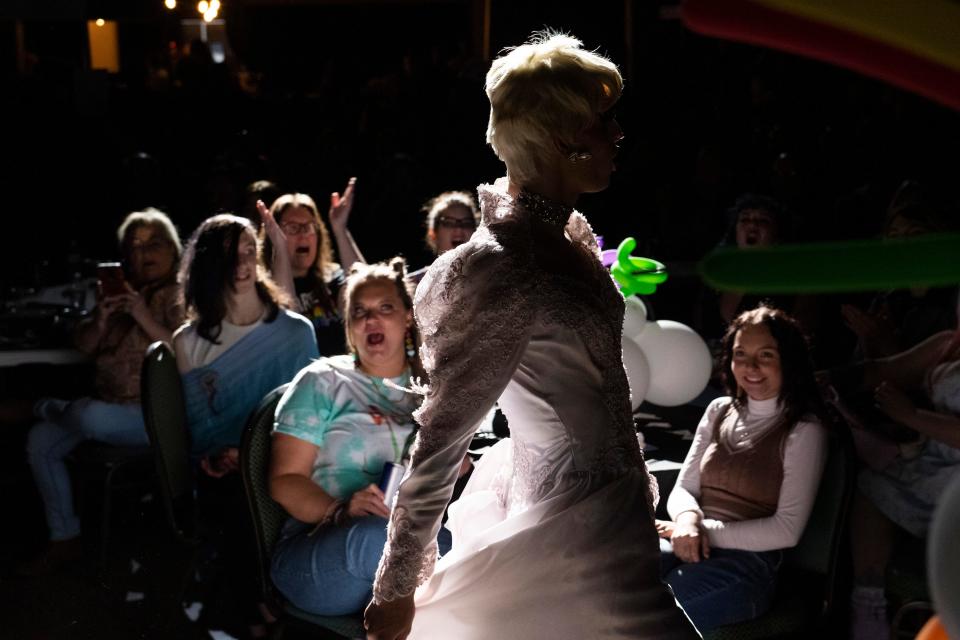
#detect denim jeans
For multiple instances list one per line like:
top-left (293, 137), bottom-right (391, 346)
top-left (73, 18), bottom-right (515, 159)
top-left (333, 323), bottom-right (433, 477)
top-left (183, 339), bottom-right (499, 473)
top-left (660, 538), bottom-right (782, 632)
top-left (25, 398), bottom-right (147, 541)
top-left (271, 515), bottom-right (453, 616)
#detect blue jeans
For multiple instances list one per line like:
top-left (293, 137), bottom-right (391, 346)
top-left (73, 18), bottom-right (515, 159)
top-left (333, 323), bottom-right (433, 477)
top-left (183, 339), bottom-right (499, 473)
top-left (25, 398), bottom-right (147, 541)
top-left (660, 538), bottom-right (782, 632)
top-left (271, 516), bottom-right (453, 616)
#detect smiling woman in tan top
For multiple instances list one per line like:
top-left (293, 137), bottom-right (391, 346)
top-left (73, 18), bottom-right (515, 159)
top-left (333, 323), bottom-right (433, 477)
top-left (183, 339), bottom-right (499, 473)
top-left (657, 305), bottom-right (828, 632)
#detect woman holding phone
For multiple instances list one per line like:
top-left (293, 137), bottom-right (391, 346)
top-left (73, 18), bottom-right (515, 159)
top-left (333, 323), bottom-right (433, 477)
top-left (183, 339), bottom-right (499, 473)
top-left (23, 208), bottom-right (184, 575)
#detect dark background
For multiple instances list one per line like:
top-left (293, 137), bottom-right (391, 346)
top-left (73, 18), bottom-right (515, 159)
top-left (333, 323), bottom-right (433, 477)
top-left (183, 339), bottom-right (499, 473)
top-left (0, 2), bottom-right (957, 637)
top-left (2, 0), bottom-right (958, 312)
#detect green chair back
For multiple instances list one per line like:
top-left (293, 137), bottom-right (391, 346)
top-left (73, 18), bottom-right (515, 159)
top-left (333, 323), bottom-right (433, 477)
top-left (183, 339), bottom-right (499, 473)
top-left (141, 341), bottom-right (196, 543)
top-left (783, 429), bottom-right (854, 606)
top-left (239, 384), bottom-right (289, 603)
top-left (704, 429), bottom-right (854, 640)
top-left (239, 384), bottom-right (366, 639)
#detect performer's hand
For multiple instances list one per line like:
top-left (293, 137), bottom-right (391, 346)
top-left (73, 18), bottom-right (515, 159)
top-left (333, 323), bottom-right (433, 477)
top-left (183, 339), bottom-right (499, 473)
top-left (365, 594), bottom-right (414, 640)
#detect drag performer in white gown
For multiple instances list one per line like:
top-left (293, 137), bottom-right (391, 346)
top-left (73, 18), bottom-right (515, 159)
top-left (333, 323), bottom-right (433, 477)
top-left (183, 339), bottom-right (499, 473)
top-left (364, 33), bottom-right (699, 640)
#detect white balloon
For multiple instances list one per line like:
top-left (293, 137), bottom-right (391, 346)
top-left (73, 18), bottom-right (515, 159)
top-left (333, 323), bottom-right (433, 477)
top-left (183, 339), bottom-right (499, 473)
top-left (621, 336), bottom-right (651, 411)
top-left (622, 296), bottom-right (648, 340)
top-left (929, 473), bottom-right (960, 640)
top-left (634, 320), bottom-right (712, 407)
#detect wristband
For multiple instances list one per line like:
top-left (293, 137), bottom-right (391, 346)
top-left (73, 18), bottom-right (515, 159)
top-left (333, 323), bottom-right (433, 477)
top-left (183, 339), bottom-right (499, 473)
top-left (308, 499), bottom-right (346, 536)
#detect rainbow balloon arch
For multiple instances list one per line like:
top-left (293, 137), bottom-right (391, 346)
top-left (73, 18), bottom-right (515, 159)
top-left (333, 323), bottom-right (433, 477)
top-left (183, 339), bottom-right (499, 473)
top-left (678, 0), bottom-right (960, 292)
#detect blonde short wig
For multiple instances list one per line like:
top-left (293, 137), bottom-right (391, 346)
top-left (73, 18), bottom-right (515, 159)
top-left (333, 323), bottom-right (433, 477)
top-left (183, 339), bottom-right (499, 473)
top-left (485, 32), bottom-right (623, 185)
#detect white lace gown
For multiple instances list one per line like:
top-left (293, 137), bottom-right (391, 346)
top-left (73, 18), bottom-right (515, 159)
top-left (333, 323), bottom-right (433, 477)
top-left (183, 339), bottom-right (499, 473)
top-left (372, 183), bottom-right (699, 639)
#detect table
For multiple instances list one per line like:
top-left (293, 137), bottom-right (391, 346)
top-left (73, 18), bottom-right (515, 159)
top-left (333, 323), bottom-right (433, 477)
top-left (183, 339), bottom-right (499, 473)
top-left (0, 349), bottom-right (89, 367)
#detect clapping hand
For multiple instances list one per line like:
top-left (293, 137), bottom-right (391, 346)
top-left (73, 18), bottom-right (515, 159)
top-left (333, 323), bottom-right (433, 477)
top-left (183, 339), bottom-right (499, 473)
top-left (329, 177), bottom-right (357, 234)
top-left (257, 199), bottom-right (287, 247)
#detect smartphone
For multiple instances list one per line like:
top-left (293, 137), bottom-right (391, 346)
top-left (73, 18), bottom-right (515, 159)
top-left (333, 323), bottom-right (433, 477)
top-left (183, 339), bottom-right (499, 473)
top-left (97, 262), bottom-right (127, 297)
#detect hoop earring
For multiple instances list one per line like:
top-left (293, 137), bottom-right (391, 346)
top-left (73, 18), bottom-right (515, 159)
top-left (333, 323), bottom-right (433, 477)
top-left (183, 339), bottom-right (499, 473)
top-left (567, 151), bottom-right (593, 163)
top-left (405, 330), bottom-right (416, 359)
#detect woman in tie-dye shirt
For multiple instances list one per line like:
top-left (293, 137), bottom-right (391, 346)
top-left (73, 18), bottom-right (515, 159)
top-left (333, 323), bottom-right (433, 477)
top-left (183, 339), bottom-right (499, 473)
top-left (268, 257), bottom-right (448, 616)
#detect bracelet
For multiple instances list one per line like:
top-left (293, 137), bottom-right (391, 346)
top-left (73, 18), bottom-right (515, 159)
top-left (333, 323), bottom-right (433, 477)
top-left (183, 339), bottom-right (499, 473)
top-left (330, 501), bottom-right (350, 527)
top-left (308, 499), bottom-right (347, 536)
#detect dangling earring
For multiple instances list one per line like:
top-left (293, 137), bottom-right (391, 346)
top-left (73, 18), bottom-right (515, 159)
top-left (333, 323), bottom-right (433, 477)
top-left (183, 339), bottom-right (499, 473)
top-left (567, 150), bottom-right (593, 163)
top-left (352, 349), bottom-right (361, 367)
top-left (405, 330), bottom-right (416, 359)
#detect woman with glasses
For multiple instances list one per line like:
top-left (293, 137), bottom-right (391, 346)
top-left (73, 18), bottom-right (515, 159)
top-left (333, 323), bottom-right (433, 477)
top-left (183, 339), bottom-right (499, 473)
top-left (23, 208), bottom-right (184, 575)
top-left (268, 257), bottom-right (451, 616)
top-left (259, 180), bottom-right (366, 356)
top-left (408, 191), bottom-right (480, 285)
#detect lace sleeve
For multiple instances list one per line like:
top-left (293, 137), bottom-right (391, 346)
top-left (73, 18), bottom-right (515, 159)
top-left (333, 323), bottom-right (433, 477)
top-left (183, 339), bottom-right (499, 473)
top-left (372, 223), bottom-right (537, 603)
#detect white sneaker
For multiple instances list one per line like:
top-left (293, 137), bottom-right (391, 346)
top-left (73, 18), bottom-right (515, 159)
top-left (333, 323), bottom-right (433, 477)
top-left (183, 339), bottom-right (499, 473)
top-left (850, 586), bottom-right (889, 640)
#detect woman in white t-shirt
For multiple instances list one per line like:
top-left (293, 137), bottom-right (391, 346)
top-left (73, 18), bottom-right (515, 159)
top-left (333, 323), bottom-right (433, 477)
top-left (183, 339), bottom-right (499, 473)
top-left (174, 213), bottom-right (318, 468)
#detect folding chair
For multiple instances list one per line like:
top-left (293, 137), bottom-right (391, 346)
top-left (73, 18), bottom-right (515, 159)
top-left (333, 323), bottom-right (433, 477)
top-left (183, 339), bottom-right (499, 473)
top-left (240, 384), bottom-right (366, 640)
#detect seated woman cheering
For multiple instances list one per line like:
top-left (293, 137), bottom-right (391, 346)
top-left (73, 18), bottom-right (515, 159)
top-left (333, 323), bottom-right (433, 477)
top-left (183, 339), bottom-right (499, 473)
top-left (174, 214), bottom-right (318, 462)
top-left (657, 305), bottom-right (828, 632)
top-left (258, 182), bottom-right (365, 357)
top-left (268, 257), bottom-right (450, 616)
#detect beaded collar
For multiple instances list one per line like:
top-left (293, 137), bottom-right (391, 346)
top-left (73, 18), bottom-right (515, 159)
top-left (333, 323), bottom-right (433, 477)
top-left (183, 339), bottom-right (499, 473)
top-left (517, 189), bottom-right (573, 229)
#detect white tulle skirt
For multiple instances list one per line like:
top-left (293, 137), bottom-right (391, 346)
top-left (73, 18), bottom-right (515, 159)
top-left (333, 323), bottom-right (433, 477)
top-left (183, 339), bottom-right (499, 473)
top-left (409, 439), bottom-right (698, 639)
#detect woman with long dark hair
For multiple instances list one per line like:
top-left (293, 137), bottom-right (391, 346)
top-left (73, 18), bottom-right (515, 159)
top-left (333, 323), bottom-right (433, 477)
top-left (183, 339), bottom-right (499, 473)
top-left (174, 214), bottom-right (318, 461)
top-left (657, 305), bottom-right (828, 632)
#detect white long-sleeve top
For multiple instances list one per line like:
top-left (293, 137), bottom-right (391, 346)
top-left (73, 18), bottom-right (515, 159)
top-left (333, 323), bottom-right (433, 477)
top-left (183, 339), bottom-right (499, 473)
top-left (666, 395), bottom-right (828, 552)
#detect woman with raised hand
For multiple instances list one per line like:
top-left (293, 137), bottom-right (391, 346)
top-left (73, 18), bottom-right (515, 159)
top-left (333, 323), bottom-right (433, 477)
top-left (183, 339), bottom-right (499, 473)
top-left (364, 32), bottom-right (698, 640)
top-left (258, 178), bottom-right (365, 356)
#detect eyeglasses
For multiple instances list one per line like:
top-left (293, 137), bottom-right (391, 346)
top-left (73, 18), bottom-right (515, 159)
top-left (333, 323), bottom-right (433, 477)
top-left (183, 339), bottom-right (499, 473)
top-left (435, 216), bottom-right (476, 231)
top-left (280, 222), bottom-right (318, 236)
